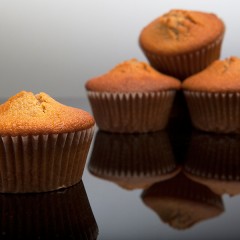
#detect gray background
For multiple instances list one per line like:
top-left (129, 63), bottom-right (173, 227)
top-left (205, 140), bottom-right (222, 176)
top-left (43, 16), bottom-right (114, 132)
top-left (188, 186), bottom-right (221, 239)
top-left (0, 0), bottom-right (237, 99)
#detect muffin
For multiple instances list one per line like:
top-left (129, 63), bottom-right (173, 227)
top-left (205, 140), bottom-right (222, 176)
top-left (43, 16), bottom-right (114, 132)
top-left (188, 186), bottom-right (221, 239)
top-left (88, 130), bottom-right (181, 190)
top-left (85, 59), bottom-right (181, 133)
top-left (183, 57), bottom-right (240, 133)
top-left (0, 91), bottom-right (95, 193)
top-left (0, 181), bottom-right (98, 239)
top-left (139, 9), bottom-right (225, 80)
top-left (141, 173), bottom-right (224, 230)
top-left (184, 131), bottom-right (240, 196)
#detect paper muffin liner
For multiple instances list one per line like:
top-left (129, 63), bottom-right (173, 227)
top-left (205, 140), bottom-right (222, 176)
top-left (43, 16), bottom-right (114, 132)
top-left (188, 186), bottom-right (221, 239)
top-left (88, 130), bottom-right (180, 190)
top-left (87, 90), bottom-right (176, 133)
top-left (0, 127), bottom-right (94, 193)
top-left (142, 35), bottom-right (224, 80)
top-left (184, 91), bottom-right (240, 133)
top-left (184, 132), bottom-right (240, 195)
top-left (141, 173), bottom-right (224, 229)
top-left (0, 181), bottom-right (98, 239)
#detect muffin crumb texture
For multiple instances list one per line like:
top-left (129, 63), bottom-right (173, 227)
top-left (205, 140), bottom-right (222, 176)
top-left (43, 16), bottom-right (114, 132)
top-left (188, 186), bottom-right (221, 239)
top-left (139, 9), bottom-right (224, 55)
top-left (0, 91), bottom-right (95, 136)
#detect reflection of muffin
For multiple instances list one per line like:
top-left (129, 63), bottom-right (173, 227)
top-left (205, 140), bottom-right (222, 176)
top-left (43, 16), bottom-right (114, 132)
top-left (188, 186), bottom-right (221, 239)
top-left (184, 132), bottom-right (240, 196)
top-left (183, 57), bottom-right (240, 133)
top-left (167, 116), bottom-right (192, 165)
top-left (86, 59), bottom-right (181, 133)
top-left (0, 91), bottom-right (95, 193)
top-left (139, 9), bottom-right (225, 80)
top-left (88, 130), bottom-right (180, 190)
top-left (141, 173), bottom-right (224, 230)
top-left (0, 181), bottom-right (98, 239)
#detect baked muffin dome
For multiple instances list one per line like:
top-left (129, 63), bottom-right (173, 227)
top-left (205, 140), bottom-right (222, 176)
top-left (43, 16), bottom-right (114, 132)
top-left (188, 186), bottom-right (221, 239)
top-left (0, 91), bottom-right (94, 136)
top-left (139, 9), bottom-right (225, 80)
top-left (183, 57), bottom-right (240, 92)
top-left (140, 9), bottom-right (224, 55)
top-left (0, 91), bottom-right (95, 193)
top-left (85, 59), bottom-right (181, 133)
top-left (85, 58), bottom-right (180, 92)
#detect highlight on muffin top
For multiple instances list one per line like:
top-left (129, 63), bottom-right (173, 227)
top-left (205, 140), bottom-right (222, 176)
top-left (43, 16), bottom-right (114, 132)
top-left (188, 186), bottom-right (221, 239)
top-left (0, 91), bottom-right (95, 136)
top-left (85, 59), bottom-right (181, 93)
top-left (182, 57), bottom-right (240, 92)
top-left (139, 9), bottom-right (225, 55)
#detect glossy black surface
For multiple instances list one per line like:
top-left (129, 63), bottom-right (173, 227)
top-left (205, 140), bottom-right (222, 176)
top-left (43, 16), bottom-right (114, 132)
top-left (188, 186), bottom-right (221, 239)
top-left (1, 97), bottom-right (240, 240)
top-left (0, 181), bottom-right (98, 239)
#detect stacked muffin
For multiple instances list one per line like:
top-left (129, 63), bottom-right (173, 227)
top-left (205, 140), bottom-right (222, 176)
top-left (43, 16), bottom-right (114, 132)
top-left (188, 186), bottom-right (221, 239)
top-left (139, 9), bottom-right (225, 80)
top-left (86, 9), bottom-right (227, 134)
top-left (183, 57), bottom-right (240, 133)
top-left (86, 59), bottom-right (180, 133)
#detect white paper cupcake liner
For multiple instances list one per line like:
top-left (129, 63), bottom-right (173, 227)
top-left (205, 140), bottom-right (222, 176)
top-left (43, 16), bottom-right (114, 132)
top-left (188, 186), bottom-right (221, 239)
top-left (142, 35), bottom-right (224, 80)
top-left (184, 91), bottom-right (240, 133)
top-left (88, 130), bottom-right (180, 189)
top-left (0, 181), bottom-right (98, 239)
top-left (0, 127), bottom-right (94, 193)
top-left (87, 90), bottom-right (176, 133)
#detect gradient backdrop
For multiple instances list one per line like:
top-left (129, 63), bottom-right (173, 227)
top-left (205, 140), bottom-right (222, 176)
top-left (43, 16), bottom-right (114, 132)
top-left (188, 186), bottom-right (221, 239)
top-left (0, 0), bottom-right (237, 98)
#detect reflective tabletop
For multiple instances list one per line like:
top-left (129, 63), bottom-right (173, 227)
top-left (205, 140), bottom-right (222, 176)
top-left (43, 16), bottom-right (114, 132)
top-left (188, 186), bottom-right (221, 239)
top-left (1, 97), bottom-right (240, 240)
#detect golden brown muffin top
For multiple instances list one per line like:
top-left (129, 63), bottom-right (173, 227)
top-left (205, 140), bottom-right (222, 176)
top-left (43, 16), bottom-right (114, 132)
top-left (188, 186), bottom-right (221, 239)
top-left (183, 57), bottom-right (240, 92)
top-left (0, 91), bottom-right (95, 136)
top-left (85, 59), bottom-right (181, 92)
top-left (139, 9), bottom-right (225, 55)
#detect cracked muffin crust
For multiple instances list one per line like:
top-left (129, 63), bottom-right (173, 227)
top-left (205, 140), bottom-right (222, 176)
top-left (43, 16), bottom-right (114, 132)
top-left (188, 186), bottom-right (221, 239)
top-left (139, 9), bottom-right (225, 55)
top-left (139, 9), bottom-right (225, 80)
top-left (0, 91), bottom-right (95, 136)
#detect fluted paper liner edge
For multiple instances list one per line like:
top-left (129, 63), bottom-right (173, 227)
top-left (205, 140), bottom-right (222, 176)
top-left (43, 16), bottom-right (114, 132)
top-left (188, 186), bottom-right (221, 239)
top-left (142, 35), bottom-right (223, 80)
top-left (87, 91), bottom-right (176, 133)
top-left (0, 127), bottom-right (94, 193)
top-left (184, 91), bottom-right (240, 133)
